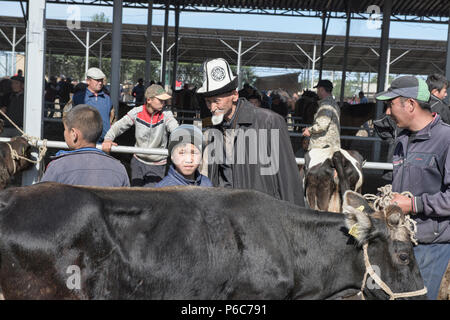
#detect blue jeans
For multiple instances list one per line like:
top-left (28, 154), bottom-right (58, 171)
top-left (414, 243), bottom-right (450, 300)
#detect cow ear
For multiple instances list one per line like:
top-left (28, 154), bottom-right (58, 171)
top-left (343, 206), bottom-right (373, 245)
top-left (342, 190), bottom-right (374, 214)
top-left (385, 205), bottom-right (403, 228)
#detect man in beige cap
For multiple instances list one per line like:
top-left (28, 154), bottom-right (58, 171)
top-left (73, 67), bottom-right (114, 141)
top-left (102, 84), bottom-right (179, 187)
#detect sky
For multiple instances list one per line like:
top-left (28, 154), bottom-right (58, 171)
top-left (0, 1), bottom-right (449, 78)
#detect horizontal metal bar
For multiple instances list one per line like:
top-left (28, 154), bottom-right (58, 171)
top-left (294, 157), bottom-right (392, 170)
top-left (0, 137), bottom-right (392, 171)
top-left (0, 138), bottom-right (169, 156)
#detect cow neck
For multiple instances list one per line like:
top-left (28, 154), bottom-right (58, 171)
top-left (359, 242), bottom-right (427, 300)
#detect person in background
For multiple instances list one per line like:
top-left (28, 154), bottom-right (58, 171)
top-left (359, 91), bottom-right (369, 104)
top-left (132, 78), bottom-right (146, 106)
top-left (41, 104), bottom-right (129, 187)
top-left (72, 67), bottom-right (114, 142)
top-left (426, 73), bottom-right (450, 124)
top-left (0, 75), bottom-right (24, 136)
top-left (102, 84), bottom-right (179, 187)
top-left (156, 124), bottom-right (212, 187)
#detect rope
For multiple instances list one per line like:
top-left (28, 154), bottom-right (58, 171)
top-left (0, 109), bottom-right (48, 166)
top-left (363, 184), bottom-right (419, 246)
top-left (360, 243), bottom-right (428, 300)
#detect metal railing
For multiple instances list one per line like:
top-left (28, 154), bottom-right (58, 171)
top-left (0, 137), bottom-right (393, 171)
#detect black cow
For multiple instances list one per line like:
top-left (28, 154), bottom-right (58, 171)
top-left (0, 183), bottom-right (426, 299)
top-left (0, 136), bottom-right (31, 189)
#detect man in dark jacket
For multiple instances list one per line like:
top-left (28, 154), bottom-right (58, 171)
top-left (426, 73), bottom-right (450, 124)
top-left (197, 58), bottom-right (304, 206)
top-left (376, 75), bottom-right (450, 300)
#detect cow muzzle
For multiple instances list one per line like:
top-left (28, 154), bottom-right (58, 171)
top-left (359, 243), bottom-right (428, 300)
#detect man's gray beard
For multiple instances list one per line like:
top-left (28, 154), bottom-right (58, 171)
top-left (211, 113), bottom-right (224, 125)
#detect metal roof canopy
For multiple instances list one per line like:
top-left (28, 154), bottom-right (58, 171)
top-left (43, 0), bottom-right (450, 23)
top-left (0, 16), bottom-right (447, 76)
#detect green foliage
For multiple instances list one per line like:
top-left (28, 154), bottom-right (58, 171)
top-left (46, 53), bottom-right (258, 89)
top-left (91, 13), bottom-right (110, 23)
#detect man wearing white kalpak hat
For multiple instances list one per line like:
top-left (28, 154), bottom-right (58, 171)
top-left (198, 58), bottom-right (304, 206)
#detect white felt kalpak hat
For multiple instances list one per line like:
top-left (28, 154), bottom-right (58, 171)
top-left (197, 58), bottom-right (238, 97)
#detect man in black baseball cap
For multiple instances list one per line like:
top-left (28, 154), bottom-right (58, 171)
top-left (313, 79), bottom-right (333, 92)
top-left (302, 79), bottom-right (340, 151)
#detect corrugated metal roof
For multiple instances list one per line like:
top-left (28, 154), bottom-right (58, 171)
top-left (0, 16), bottom-right (446, 76)
top-left (44, 0), bottom-right (450, 18)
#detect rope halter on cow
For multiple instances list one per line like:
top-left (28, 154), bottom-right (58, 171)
top-left (358, 184), bottom-right (427, 299)
top-left (363, 184), bottom-right (419, 245)
top-left (359, 243), bottom-right (428, 300)
top-left (0, 110), bottom-right (48, 172)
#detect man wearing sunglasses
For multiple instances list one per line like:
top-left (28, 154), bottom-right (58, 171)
top-left (376, 75), bottom-right (450, 300)
top-left (72, 67), bottom-right (114, 142)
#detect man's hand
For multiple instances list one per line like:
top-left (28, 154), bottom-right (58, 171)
top-left (102, 139), bottom-right (117, 153)
top-left (302, 127), bottom-right (311, 137)
top-left (390, 193), bottom-right (412, 214)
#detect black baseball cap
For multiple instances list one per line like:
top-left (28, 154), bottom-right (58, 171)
top-left (314, 79), bottom-right (333, 90)
top-left (375, 76), bottom-right (430, 102)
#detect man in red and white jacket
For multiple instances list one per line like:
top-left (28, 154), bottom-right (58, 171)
top-left (102, 84), bottom-right (179, 187)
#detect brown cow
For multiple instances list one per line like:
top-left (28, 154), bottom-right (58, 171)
top-left (0, 136), bottom-right (32, 189)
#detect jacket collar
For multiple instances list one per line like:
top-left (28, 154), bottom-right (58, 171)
top-left (168, 165), bottom-right (202, 185)
top-left (399, 113), bottom-right (440, 142)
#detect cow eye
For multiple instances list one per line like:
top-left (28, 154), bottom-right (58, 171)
top-left (398, 253), bottom-right (409, 264)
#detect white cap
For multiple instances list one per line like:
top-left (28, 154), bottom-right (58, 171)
top-left (86, 67), bottom-right (106, 80)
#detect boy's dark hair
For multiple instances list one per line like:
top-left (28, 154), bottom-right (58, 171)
top-left (426, 73), bottom-right (448, 93)
top-left (64, 104), bottom-right (103, 143)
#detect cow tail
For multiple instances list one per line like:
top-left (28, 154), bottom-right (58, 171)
top-left (332, 151), bottom-right (350, 203)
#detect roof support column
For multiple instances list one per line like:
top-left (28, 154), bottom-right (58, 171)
top-left (311, 42), bottom-right (316, 89)
top-left (99, 40), bottom-right (103, 70)
top-left (161, 1), bottom-right (169, 87)
top-left (384, 45), bottom-right (391, 90)
top-left (85, 30), bottom-right (90, 78)
top-left (22, 0), bottom-right (46, 186)
top-left (237, 37), bottom-right (242, 90)
top-left (374, 0), bottom-right (392, 162)
top-left (446, 10), bottom-right (450, 90)
top-left (171, 5), bottom-right (180, 91)
top-left (145, 0), bottom-right (153, 87)
top-left (319, 11), bottom-right (330, 80)
top-left (111, 0), bottom-right (123, 117)
top-left (340, 6), bottom-right (351, 104)
top-left (11, 27), bottom-right (16, 75)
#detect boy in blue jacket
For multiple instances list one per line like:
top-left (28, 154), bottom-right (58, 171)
top-left (156, 125), bottom-right (212, 188)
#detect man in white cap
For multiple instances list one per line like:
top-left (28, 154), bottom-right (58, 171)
top-left (198, 58), bottom-right (304, 206)
top-left (102, 84), bottom-right (179, 187)
top-left (72, 67), bottom-right (114, 142)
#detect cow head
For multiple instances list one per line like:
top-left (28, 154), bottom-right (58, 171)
top-left (0, 137), bottom-right (31, 189)
top-left (9, 137), bottom-right (32, 172)
top-left (342, 190), bottom-right (427, 300)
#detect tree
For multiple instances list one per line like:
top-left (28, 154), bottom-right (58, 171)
top-left (91, 13), bottom-right (110, 23)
